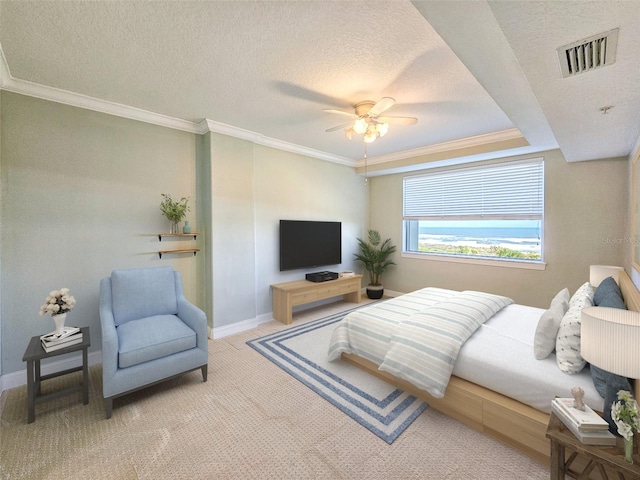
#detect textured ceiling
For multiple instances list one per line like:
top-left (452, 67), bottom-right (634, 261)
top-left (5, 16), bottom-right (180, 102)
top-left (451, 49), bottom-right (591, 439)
top-left (1, 1), bottom-right (639, 170)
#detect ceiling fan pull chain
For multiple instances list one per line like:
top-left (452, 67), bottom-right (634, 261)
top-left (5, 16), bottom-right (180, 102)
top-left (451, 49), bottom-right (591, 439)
top-left (364, 144), bottom-right (368, 187)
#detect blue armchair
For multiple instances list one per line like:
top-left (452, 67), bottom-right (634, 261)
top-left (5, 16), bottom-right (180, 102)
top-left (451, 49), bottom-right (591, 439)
top-left (99, 266), bottom-right (208, 418)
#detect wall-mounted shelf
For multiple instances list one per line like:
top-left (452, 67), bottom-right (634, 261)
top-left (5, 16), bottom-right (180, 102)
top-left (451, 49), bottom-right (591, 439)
top-left (159, 248), bottom-right (200, 259)
top-left (158, 233), bottom-right (198, 241)
top-left (157, 232), bottom-right (199, 258)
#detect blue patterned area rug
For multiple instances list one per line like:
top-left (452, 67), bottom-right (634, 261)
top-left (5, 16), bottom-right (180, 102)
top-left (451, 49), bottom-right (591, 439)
top-left (247, 306), bottom-right (428, 444)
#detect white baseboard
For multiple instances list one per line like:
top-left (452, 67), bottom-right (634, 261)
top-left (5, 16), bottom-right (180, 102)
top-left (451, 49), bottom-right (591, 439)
top-left (1, 350), bottom-right (103, 394)
top-left (383, 289), bottom-right (404, 298)
top-left (212, 312), bottom-right (273, 339)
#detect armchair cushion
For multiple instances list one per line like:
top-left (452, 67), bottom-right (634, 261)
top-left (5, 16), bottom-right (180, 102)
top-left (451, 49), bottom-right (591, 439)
top-left (117, 314), bottom-right (196, 368)
top-left (111, 267), bottom-right (177, 325)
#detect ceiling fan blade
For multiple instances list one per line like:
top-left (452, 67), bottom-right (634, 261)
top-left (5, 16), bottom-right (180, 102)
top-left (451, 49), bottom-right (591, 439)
top-left (368, 97), bottom-right (396, 117)
top-left (325, 122), bottom-right (352, 133)
top-left (323, 109), bottom-right (357, 118)
top-left (377, 116), bottom-right (418, 125)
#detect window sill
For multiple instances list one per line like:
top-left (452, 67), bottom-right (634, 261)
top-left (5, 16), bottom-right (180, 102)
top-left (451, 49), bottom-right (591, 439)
top-left (401, 252), bottom-right (546, 270)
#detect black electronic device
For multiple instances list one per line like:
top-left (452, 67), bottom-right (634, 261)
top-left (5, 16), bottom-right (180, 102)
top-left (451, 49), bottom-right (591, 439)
top-left (279, 220), bottom-right (342, 271)
top-left (305, 271), bottom-right (339, 283)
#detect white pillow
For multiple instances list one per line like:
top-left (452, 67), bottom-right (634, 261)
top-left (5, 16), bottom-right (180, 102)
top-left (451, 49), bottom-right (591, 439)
top-left (551, 287), bottom-right (570, 309)
top-left (569, 282), bottom-right (595, 308)
top-left (533, 288), bottom-right (569, 360)
top-left (556, 283), bottom-right (595, 374)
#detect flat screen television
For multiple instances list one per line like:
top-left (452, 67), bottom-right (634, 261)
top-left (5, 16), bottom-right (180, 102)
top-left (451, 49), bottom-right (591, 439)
top-left (279, 220), bottom-right (342, 271)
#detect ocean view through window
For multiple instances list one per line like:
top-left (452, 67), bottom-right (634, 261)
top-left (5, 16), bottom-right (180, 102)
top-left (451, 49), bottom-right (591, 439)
top-left (406, 219), bottom-right (542, 260)
top-left (403, 159), bottom-right (544, 263)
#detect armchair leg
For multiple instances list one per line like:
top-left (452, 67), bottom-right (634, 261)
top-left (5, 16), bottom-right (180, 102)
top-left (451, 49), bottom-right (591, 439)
top-left (201, 364), bottom-right (208, 382)
top-left (105, 397), bottom-right (113, 419)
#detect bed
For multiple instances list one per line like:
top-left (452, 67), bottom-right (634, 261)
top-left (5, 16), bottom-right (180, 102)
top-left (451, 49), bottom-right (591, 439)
top-left (328, 268), bottom-right (640, 465)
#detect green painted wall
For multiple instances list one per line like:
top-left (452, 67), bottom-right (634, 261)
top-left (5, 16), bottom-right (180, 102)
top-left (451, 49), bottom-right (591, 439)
top-left (0, 92), bottom-right (199, 375)
top-left (0, 92), bottom-right (369, 377)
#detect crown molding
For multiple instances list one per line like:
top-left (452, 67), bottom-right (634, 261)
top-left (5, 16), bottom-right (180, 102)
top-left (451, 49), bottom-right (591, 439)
top-left (0, 42), bottom-right (353, 165)
top-left (198, 119), bottom-right (353, 166)
top-left (0, 63), bottom-right (353, 166)
top-left (2, 75), bottom-right (202, 134)
top-left (0, 40), bottom-right (521, 172)
top-left (362, 128), bottom-right (525, 166)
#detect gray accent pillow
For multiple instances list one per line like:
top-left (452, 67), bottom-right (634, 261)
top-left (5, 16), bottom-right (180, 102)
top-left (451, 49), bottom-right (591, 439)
top-left (599, 291), bottom-right (626, 309)
top-left (594, 276), bottom-right (623, 306)
top-left (589, 278), bottom-right (631, 432)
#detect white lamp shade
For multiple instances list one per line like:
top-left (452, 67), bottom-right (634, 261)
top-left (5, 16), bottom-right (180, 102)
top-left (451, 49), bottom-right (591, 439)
top-left (589, 265), bottom-right (624, 288)
top-left (581, 306), bottom-right (640, 378)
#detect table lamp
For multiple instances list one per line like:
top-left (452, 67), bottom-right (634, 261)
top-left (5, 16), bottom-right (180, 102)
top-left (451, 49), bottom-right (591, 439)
top-left (590, 265), bottom-right (625, 288)
top-left (581, 306), bottom-right (640, 400)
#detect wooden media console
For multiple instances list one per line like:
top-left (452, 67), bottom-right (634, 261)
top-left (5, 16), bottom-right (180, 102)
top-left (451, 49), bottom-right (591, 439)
top-left (271, 274), bottom-right (362, 324)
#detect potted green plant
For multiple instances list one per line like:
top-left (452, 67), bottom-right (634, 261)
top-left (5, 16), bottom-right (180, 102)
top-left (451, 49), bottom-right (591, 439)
top-left (354, 229), bottom-right (396, 299)
top-left (160, 193), bottom-right (190, 234)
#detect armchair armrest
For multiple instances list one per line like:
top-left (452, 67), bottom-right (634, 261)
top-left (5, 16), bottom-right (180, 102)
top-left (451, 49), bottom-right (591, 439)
top-left (177, 298), bottom-right (208, 348)
top-left (174, 271), bottom-right (208, 349)
top-left (99, 278), bottom-right (119, 386)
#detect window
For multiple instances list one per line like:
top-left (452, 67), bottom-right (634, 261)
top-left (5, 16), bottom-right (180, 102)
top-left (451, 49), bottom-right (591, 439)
top-left (403, 159), bottom-right (544, 263)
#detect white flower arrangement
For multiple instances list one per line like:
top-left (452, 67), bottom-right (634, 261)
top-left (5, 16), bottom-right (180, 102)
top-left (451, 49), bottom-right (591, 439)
top-left (612, 390), bottom-right (640, 440)
top-left (39, 288), bottom-right (76, 317)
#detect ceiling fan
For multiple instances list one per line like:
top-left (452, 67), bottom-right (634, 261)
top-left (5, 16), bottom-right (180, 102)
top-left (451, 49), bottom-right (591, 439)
top-left (324, 97), bottom-right (418, 143)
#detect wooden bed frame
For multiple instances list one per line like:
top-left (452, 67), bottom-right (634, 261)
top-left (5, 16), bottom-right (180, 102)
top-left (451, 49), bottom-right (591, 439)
top-left (341, 270), bottom-right (640, 466)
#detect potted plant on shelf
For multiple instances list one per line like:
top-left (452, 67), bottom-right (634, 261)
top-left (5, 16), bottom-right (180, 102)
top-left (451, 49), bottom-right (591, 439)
top-left (354, 229), bottom-right (396, 299)
top-left (160, 193), bottom-right (190, 234)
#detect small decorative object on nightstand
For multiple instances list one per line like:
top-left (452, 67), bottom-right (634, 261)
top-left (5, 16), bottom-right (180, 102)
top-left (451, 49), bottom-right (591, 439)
top-left (38, 287), bottom-right (76, 334)
top-left (572, 386), bottom-right (586, 411)
top-left (611, 390), bottom-right (640, 464)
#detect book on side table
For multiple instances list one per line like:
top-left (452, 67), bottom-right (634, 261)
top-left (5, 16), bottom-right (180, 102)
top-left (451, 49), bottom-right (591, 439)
top-left (40, 327), bottom-right (83, 353)
top-left (551, 397), bottom-right (616, 445)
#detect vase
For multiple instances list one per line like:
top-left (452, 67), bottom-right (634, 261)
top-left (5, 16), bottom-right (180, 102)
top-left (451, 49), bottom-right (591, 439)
top-left (52, 313), bottom-right (67, 334)
top-left (183, 220), bottom-right (192, 234)
top-left (625, 437), bottom-right (634, 464)
top-left (169, 221), bottom-right (180, 234)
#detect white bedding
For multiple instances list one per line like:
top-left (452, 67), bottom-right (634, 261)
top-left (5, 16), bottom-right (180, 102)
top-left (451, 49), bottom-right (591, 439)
top-left (328, 288), bottom-right (604, 414)
top-left (453, 303), bottom-right (603, 413)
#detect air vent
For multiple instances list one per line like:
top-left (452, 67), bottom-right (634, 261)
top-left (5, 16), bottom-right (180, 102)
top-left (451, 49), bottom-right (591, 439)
top-left (557, 28), bottom-right (618, 78)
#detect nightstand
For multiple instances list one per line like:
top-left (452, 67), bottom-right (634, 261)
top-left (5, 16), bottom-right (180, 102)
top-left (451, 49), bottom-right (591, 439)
top-left (546, 411), bottom-right (640, 479)
top-left (22, 326), bottom-right (90, 423)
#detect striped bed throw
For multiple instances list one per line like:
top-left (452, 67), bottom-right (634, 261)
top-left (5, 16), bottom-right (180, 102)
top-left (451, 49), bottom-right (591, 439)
top-left (327, 287), bottom-right (458, 365)
top-left (377, 291), bottom-right (513, 398)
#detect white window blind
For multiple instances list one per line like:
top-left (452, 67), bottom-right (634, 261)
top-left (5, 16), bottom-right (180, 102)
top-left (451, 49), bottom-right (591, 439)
top-left (403, 160), bottom-right (544, 220)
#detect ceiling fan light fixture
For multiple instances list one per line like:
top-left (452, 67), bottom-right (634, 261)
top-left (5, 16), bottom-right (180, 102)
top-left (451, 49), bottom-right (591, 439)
top-left (344, 127), bottom-right (354, 140)
top-left (376, 122), bottom-right (389, 136)
top-left (353, 118), bottom-right (368, 134)
top-left (325, 97), bottom-right (416, 144)
top-left (363, 128), bottom-right (377, 143)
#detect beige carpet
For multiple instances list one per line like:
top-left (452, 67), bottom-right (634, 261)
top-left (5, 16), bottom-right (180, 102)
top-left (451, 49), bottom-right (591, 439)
top-left (1, 301), bottom-right (548, 479)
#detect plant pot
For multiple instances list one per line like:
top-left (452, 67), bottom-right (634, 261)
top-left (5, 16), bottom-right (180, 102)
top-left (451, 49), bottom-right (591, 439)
top-left (366, 285), bottom-right (384, 300)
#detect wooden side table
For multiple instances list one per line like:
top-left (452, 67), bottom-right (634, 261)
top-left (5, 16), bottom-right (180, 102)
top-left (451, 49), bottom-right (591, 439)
top-left (22, 326), bottom-right (90, 423)
top-left (546, 411), bottom-right (640, 479)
